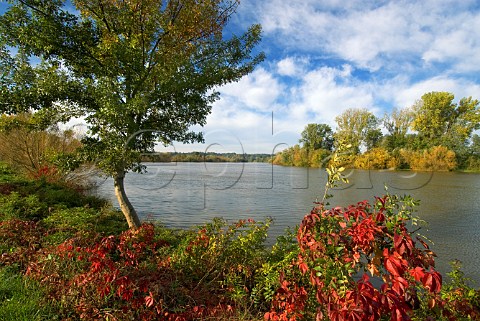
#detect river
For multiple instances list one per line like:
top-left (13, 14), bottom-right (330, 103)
top-left (93, 162), bottom-right (480, 284)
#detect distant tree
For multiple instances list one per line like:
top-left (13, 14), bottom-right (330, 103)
top-left (299, 123), bottom-right (334, 151)
top-left (334, 108), bottom-right (378, 153)
top-left (0, 0), bottom-right (264, 228)
top-left (0, 113), bottom-right (81, 176)
top-left (411, 92), bottom-right (480, 149)
top-left (470, 134), bottom-right (480, 156)
top-left (382, 107), bottom-right (413, 151)
top-left (364, 128), bottom-right (383, 151)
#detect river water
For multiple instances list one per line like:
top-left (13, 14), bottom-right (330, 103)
top-left (94, 162), bottom-right (480, 284)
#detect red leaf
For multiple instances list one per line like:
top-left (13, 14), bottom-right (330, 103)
top-left (409, 267), bottom-right (425, 282)
top-left (298, 261), bottom-right (309, 275)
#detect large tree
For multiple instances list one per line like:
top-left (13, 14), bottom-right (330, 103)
top-left (382, 107), bottom-right (413, 151)
top-left (411, 92), bottom-right (480, 149)
top-left (0, 0), bottom-right (264, 228)
top-left (334, 108), bottom-right (378, 153)
top-left (299, 123), bottom-right (334, 151)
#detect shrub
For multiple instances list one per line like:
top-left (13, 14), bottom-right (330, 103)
top-left (354, 147), bottom-right (392, 169)
top-left (0, 192), bottom-right (49, 221)
top-left (440, 261), bottom-right (480, 320)
top-left (42, 206), bottom-right (127, 243)
top-left (265, 194), bottom-right (445, 321)
top-left (21, 219), bottom-right (272, 320)
top-left (400, 146), bottom-right (457, 171)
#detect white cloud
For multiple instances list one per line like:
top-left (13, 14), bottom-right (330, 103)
top-left (393, 77), bottom-right (480, 108)
top-left (288, 65), bottom-right (375, 127)
top-left (250, 0), bottom-right (480, 72)
top-left (176, 0), bottom-right (480, 152)
top-left (218, 67), bottom-right (284, 111)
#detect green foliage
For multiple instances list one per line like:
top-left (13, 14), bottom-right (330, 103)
top-left (0, 192), bottom-right (48, 221)
top-left (251, 227), bottom-right (299, 310)
top-left (412, 92), bottom-right (480, 148)
top-left (322, 141), bottom-right (351, 203)
top-left (440, 261), bottom-right (480, 320)
top-left (334, 108), bottom-right (379, 154)
top-left (170, 218), bottom-right (271, 305)
top-left (271, 91), bottom-right (480, 171)
top-left (272, 145), bottom-right (331, 168)
top-left (299, 123), bottom-right (334, 151)
top-left (0, 162), bottom-right (479, 320)
top-left (42, 206), bottom-right (127, 243)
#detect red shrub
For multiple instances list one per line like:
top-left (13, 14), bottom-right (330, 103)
top-left (265, 195), bottom-right (445, 321)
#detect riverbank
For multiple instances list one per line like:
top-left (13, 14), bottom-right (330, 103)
top-left (0, 163), bottom-right (281, 320)
top-left (1, 163), bottom-right (479, 320)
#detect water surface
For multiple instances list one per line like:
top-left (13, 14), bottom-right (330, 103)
top-left (94, 163), bottom-right (480, 284)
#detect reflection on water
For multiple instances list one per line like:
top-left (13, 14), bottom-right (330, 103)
top-left (94, 163), bottom-right (480, 284)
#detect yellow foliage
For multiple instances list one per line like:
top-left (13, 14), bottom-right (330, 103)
top-left (308, 149), bottom-right (331, 168)
top-left (354, 147), bottom-right (391, 170)
top-left (400, 146), bottom-right (456, 171)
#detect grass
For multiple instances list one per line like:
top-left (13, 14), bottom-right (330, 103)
top-left (0, 267), bottom-right (57, 321)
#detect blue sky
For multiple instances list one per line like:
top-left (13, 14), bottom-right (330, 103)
top-left (2, 0), bottom-right (480, 154)
top-left (188, 0), bottom-right (480, 154)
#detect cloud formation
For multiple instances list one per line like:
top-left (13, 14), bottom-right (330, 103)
top-left (178, 0), bottom-right (480, 152)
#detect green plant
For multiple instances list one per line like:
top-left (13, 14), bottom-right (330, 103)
top-left (42, 206), bottom-right (127, 243)
top-left (0, 192), bottom-right (48, 220)
top-left (251, 227), bottom-right (299, 310)
top-left (171, 218), bottom-right (271, 305)
top-left (0, 267), bottom-right (57, 321)
top-left (439, 260), bottom-right (480, 320)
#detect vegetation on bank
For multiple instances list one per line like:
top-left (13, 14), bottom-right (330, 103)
top-left (1, 160), bottom-right (479, 321)
top-left (141, 152), bottom-right (272, 163)
top-left (274, 92), bottom-right (480, 172)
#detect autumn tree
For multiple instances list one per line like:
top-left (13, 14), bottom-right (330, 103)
top-left (0, 112), bottom-right (81, 176)
top-left (334, 108), bottom-right (378, 153)
top-left (299, 123), bottom-right (334, 151)
top-left (0, 0), bottom-right (264, 228)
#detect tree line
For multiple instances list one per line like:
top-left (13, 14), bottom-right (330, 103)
top-left (141, 151), bottom-right (271, 163)
top-left (273, 91), bottom-right (480, 171)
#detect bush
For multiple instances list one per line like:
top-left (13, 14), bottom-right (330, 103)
top-left (42, 206), bottom-right (127, 243)
top-left (265, 194), bottom-right (445, 321)
top-left (18, 219), bottom-right (273, 320)
top-left (400, 146), bottom-right (457, 171)
top-left (0, 192), bottom-right (49, 221)
top-left (354, 147), bottom-right (392, 169)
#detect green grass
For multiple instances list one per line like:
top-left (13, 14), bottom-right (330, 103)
top-left (0, 267), bottom-right (58, 321)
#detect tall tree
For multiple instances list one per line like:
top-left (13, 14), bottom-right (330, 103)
top-left (334, 108), bottom-right (378, 153)
top-left (0, 0), bottom-right (264, 228)
top-left (299, 123), bottom-right (334, 151)
top-left (382, 107), bottom-right (413, 151)
top-left (411, 92), bottom-right (480, 149)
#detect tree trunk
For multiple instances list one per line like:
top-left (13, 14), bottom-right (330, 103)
top-left (113, 172), bottom-right (141, 229)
